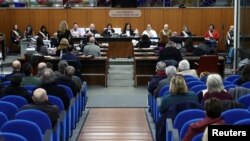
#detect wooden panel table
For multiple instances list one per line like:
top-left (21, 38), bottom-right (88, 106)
top-left (134, 56), bottom-right (225, 86)
top-left (18, 56), bottom-right (108, 87)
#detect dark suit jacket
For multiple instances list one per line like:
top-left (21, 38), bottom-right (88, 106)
top-left (55, 76), bottom-right (78, 97)
top-left (158, 46), bottom-right (183, 62)
top-left (38, 83), bottom-right (70, 110)
top-left (0, 86), bottom-right (33, 103)
top-left (21, 101), bottom-right (60, 128)
top-left (3, 71), bottom-right (25, 82)
top-left (61, 52), bottom-right (81, 68)
top-left (122, 29), bottom-right (135, 36)
top-left (102, 29), bottom-right (115, 37)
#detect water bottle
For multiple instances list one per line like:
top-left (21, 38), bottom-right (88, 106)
top-left (60, 50), bottom-right (63, 59)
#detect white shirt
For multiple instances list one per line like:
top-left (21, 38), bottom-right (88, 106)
top-left (142, 29), bottom-right (158, 42)
top-left (70, 29), bottom-right (81, 38)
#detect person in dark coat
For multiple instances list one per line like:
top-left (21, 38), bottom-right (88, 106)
top-left (158, 46), bottom-right (183, 63)
top-left (21, 88), bottom-right (59, 128)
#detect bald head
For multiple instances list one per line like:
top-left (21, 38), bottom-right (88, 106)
top-left (32, 88), bottom-right (48, 102)
top-left (89, 36), bottom-right (96, 44)
top-left (12, 60), bottom-right (21, 71)
top-left (164, 24), bottom-right (169, 30)
top-left (37, 62), bottom-right (46, 72)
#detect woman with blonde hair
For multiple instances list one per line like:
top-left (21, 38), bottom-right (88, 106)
top-left (159, 75), bottom-right (199, 114)
top-left (57, 21), bottom-right (72, 45)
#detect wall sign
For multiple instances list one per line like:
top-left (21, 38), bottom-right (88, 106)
top-left (109, 10), bottom-right (141, 17)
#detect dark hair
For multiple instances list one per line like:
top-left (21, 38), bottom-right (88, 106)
top-left (46, 62), bottom-right (53, 69)
top-left (240, 64), bottom-right (250, 82)
top-left (22, 63), bottom-right (33, 76)
top-left (204, 97), bottom-right (222, 118)
top-left (210, 24), bottom-right (215, 29)
top-left (10, 75), bottom-right (22, 87)
top-left (106, 23), bottom-right (112, 28)
top-left (67, 45), bottom-right (74, 52)
top-left (40, 25), bottom-right (46, 32)
top-left (25, 24), bottom-right (33, 36)
top-left (36, 37), bottom-right (44, 52)
top-left (123, 23), bottom-right (132, 32)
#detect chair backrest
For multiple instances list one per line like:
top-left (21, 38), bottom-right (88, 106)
top-left (187, 81), bottom-right (205, 90)
top-left (196, 55), bottom-right (219, 75)
top-left (1, 119), bottom-right (43, 141)
top-left (237, 94), bottom-right (250, 108)
top-left (192, 132), bottom-right (203, 141)
top-left (185, 77), bottom-right (199, 83)
top-left (159, 85), bottom-right (169, 97)
top-left (0, 81), bottom-right (10, 88)
top-left (223, 81), bottom-right (233, 86)
top-left (180, 118), bottom-right (203, 139)
top-left (221, 109), bottom-right (250, 124)
top-left (0, 95), bottom-right (28, 108)
top-left (224, 84), bottom-right (237, 91)
top-left (58, 84), bottom-right (74, 99)
top-left (0, 101), bottom-right (19, 120)
top-left (0, 112), bottom-right (8, 129)
top-left (174, 109), bottom-right (205, 132)
top-left (224, 75), bottom-right (240, 82)
top-left (22, 84), bottom-right (36, 93)
top-left (0, 132), bottom-right (28, 141)
top-left (48, 95), bottom-right (65, 112)
top-left (183, 75), bottom-right (196, 79)
top-left (190, 85), bottom-right (207, 94)
top-left (241, 82), bottom-right (250, 89)
top-left (15, 109), bottom-right (52, 134)
top-left (234, 118), bottom-right (250, 125)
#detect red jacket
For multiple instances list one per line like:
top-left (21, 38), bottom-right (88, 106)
top-left (204, 30), bottom-right (220, 41)
top-left (182, 117), bottom-right (225, 141)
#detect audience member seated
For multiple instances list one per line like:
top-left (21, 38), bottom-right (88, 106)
top-left (22, 63), bottom-right (41, 86)
top-left (62, 45), bottom-right (81, 68)
top-left (21, 88), bottom-right (59, 128)
top-left (0, 75), bottom-right (32, 103)
top-left (201, 74), bottom-right (233, 104)
top-left (204, 24), bottom-right (220, 48)
top-left (56, 38), bottom-right (69, 56)
top-left (182, 38), bottom-right (194, 53)
top-left (183, 98), bottom-right (225, 141)
top-left (159, 24), bottom-right (172, 37)
top-left (180, 25), bottom-right (192, 37)
top-left (83, 36), bottom-right (101, 57)
top-left (236, 64), bottom-right (250, 85)
top-left (38, 25), bottom-right (50, 40)
top-left (142, 24), bottom-right (158, 42)
top-left (38, 68), bottom-right (70, 110)
top-left (136, 34), bottom-right (151, 48)
top-left (85, 23), bottom-right (98, 37)
top-left (154, 66), bottom-right (177, 97)
top-left (159, 75), bottom-right (199, 114)
top-left (157, 34), bottom-right (169, 52)
top-left (177, 60), bottom-right (199, 78)
top-left (4, 60), bottom-right (24, 82)
top-left (55, 60), bottom-right (68, 78)
top-left (11, 24), bottom-right (22, 45)
top-left (148, 61), bottom-right (167, 94)
top-left (57, 21), bottom-right (72, 46)
top-left (36, 37), bottom-right (48, 55)
top-left (158, 45), bottom-right (183, 63)
top-left (102, 23), bottom-right (115, 37)
top-left (64, 66), bottom-right (82, 92)
top-left (193, 42), bottom-right (214, 56)
top-left (46, 62), bottom-right (53, 70)
top-left (228, 86), bottom-right (250, 100)
top-left (23, 24), bottom-right (34, 39)
top-left (70, 23), bottom-right (81, 38)
top-left (55, 65), bottom-right (78, 97)
top-left (36, 62), bottom-right (47, 77)
top-left (122, 23), bottom-right (135, 37)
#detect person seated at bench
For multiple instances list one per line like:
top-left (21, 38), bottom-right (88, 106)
top-left (204, 24), bottom-right (220, 49)
top-left (83, 36), bottom-right (101, 57)
top-left (177, 60), bottom-right (199, 78)
top-left (136, 34), bottom-right (151, 48)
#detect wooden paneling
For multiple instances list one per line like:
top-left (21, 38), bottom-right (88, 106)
top-left (182, 8), bottom-right (202, 36)
top-left (105, 9), bottom-right (126, 29)
top-left (163, 9), bottom-right (183, 33)
top-left (144, 9), bottom-right (164, 35)
top-left (85, 9), bottom-right (107, 33)
top-left (241, 8), bottom-right (250, 35)
top-left (124, 8), bottom-right (145, 34)
top-left (67, 9), bottom-right (87, 28)
top-left (0, 10), bottom-right (6, 35)
top-left (9, 9), bottom-right (30, 35)
top-left (29, 9), bottom-right (49, 35)
top-left (221, 8), bottom-right (234, 51)
top-left (48, 9), bottom-right (68, 35)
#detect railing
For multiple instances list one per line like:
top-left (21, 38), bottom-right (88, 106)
top-left (0, 0), bottom-right (238, 8)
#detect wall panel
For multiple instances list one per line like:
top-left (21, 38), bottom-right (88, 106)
top-left (163, 9), bottom-right (183, 34)
top-left (67, 9), bottom-right (87, 28)
top-left (144, 9), bottom-right (164, 36)
top-left (48, 9), bottom-right (68, 35)
top-left (182, 8), bottom-right (202, 36)
top-left (29, 9), bottom-right (49, 35)
top-left (85, 9), bottom-right (107, 33)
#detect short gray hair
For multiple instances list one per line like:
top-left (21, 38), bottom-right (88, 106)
top-left (156, 61), bottom-right (166, 71)
top-left (165, 66), bottom-right (177, 77)
top-left (65, 66), bottom-right (75, 77)
top-left (206, 74), bottom-right (224, 93)
top-left (58, 60), bottom-right (68, 73)
top-left (178, 60), bottom-right (190, 71)
top-left (41, 68), bottom-right (55, 84)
